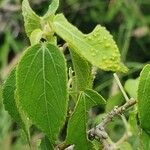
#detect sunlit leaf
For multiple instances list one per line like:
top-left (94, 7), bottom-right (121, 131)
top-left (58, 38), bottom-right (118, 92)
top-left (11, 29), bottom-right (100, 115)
top-left (16, 43), bottom-right (68, 144)
top-left (30, 29), bottom-right (43, 45)
top-left (44, 0), bottom-right (59, 18)
top-left (22, 0), bottom-right (41, 37)
top-left (53, 14), bottom-right (128, 72)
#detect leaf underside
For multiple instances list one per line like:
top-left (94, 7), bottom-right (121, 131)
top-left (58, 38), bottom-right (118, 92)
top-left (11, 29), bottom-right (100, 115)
top-left (44, 0), bottom-right (59, 18)
top-left (22, 0), bottom-right (41, 37)
top-left (69, 47), bottom-right (93, 92)
top-left (16, 43), bottom-right (68, 143)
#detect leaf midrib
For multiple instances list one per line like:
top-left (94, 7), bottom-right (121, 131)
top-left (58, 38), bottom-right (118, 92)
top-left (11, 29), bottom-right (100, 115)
top-left (42, 47), bottom-right (52, 140)
top-left (54, 19), bottom-right (97, 53)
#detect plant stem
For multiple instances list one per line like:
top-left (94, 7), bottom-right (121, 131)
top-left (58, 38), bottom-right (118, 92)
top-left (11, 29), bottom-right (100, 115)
top-left (113, 73), bottom-right (129, 101)
top-left (88, 98), bottom-right (136, 150)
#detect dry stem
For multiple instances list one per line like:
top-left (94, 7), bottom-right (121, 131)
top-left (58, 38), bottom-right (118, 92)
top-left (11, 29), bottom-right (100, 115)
top-left (88, 98), bottom-right (136, 150)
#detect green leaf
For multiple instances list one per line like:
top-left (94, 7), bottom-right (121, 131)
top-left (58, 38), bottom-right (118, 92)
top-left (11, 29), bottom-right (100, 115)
top-left (0, 85), bottom-right (2, 108)
top-left (124, 78), bottom-right (139, 99)
top-left (30, 29), bottom-right (43, 45)
top-left (2, 68), bottom-right (29, 140)
top-left (3, 69), bottom-right (19, 122)
top-left (40, 136), bottom-right (54, 150)
top-left (139, 130), bottom-right (150, 150)
top-left (69, 47), bottom-right (93, 91)
top-left (53, 14), bottom-right (128, 72)
top-left (66, 89), bottom-right (106, 150)
top-left (138, 64), bottom-right (150, 135)
top-left (44, 0), bottom-right (59, 18)
top-left (16, 43), bottom-right (68, 144)
top-left (22, 0), bottom-right (41, 37)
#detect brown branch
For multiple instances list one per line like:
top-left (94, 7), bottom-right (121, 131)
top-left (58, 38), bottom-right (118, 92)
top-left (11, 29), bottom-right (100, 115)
top-left (88, 98), bottom-right (136, 150)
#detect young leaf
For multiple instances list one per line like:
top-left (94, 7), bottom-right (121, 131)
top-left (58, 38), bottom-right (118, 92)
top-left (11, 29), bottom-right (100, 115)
top-left (22, 0), bottom-right (41, 37)
top-left (16, 43), bottom-right (68, 144)
top-left (44, 0), bottom-right (59, 18)
top-left (53, 14), bottom-right (128, 73)
top-left (138, 64), bottom-right (150, 135)
top-left (30, 29), bottom-right (43, 45)
top-left (69, 47), bottom-right (93, 91)
top-left (2, 68), bottom-right (29, 139)
top-left (66, 89), bottom-right (106, 150)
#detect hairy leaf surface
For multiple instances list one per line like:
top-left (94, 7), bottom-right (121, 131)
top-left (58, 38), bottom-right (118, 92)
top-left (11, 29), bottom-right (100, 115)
top-left (2, 68), bottom-right (29, 139)
top-left (44, 0), bottom-right (59, 18)
top-left (138, 64), bottom-right (150, 135)
top-left (16, 43), bottom-right (68, 143)
top-left (53, 14), bottom-right (127, 72)
top-left (22, 0), bottom-right (41, 37)
top-left (69, 47), bottom-right (93, 91)
top-left (66, 89), bottom-right (106, 150)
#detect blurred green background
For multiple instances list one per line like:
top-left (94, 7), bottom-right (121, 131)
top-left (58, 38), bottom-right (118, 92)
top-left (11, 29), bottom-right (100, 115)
top-left (0, 0), bottom-right (150, 149)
